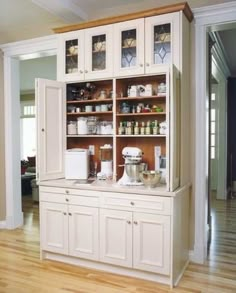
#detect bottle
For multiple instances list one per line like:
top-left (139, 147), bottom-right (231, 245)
top-left (134, 121), bottom-right (139, 135)
top-left (145, 121), bottom-right (151, 135)
top-left (118, 121), bottom-right (124, 135)
top-left (140, 122), bottom-right (145, 135)
top-left (152, 120), bottom-right (159, 135)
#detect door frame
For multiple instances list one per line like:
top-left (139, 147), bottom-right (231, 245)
top-left (192, 1), bottom-right (236, 263)
top-left (0, 35), bottom-right (57, 228)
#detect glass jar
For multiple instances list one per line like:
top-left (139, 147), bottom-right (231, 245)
top-left (77, 117), bottom-right (88, 134)
top-left (100, 121), bottom-right (113, 135)
top-left (67, 121), bottom-right (77, 135)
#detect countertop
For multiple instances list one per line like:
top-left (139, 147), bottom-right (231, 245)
top-left (39, 178), bottom-right (190, 197)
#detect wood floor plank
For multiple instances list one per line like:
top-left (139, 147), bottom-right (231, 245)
top-left (0, 195), bottom-right (236, 292)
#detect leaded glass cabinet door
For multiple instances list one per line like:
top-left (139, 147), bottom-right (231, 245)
top-left (145, 12), bottom-right (180, 74)
top-left (114, 19), bottom-right (145, 77)
top-left (57, 30), bottom-right (85, 82)
top-left (84, 24), bottom-right (113, 80)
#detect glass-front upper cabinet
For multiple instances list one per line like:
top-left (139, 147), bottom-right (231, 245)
top-left (145, 12), bottom-right (180, 74)
top-left (57, 30), bottom-right (85, 82)
top-left (84, 24), bottom-right (113, 80)
top-left (114, 19), bottom-right (145, 77)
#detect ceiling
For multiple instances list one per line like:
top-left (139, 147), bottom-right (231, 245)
top-left (1, 0), bottom-right (236, 75)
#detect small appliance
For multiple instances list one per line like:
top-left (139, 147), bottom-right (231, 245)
top-left (118, 147), bottom-right (145, 185)
top-left (97, 144), bottom-right (113, 180)
top-left (65, 148), bottom-right (89, 180)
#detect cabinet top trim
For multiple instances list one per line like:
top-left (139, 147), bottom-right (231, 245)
top-left (53, 2), bottom-right (193, 34)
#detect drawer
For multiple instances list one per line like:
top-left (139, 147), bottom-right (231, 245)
top-left (67, 195), bottom-right (99, 207)
top-left (40, 186), bottom-right (100, 197)
top-left (40, 190), bottom-right (99, 207)
top-left (101, 192), bottom-right (172, 215)
top-left (40, 191), bottom-right (65, 204)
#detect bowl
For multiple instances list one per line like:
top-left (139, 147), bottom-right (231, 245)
top-left (140, 170), bottom-right (161, 188)
top-left (125, 163), bottom-right (147, 182)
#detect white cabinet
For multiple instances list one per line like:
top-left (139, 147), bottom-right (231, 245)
top-left (133, 212), bottom-right (170, 275)
top-left (100, 208), bottom-right (132, 267)
top-left (145, 12), bottom-right (180, 74)
top-left (113, 18), bottom-right (145, 76)
top-left (114, 12), bottom-right (180, 77)
top-left (36, 79), bottom-right (66, 181)
top-left (69, 205), bottom-right (99, 260)
top-left (40, 188), bottom-right (99, 261)
top-left (100, 193), bottom-right (171, 275)
top-left (40, 201), bottom-right (68, 255)
top-left (57, 25), bottom-right (113, 82)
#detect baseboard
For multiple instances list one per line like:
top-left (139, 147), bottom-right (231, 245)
top-left (0, 220), bottom-right (7, 229)
top-left (189, 249), bottom-right (205, 264)
top-left (5, 212), bottom-right (24, 229)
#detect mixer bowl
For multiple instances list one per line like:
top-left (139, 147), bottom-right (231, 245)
top-left (125, 163), bottom-right (147, 182)
top-left (140, 170), bottom-right (161, 188)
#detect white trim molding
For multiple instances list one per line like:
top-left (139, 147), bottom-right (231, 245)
top-left (1, 35), bottom-right (57, 229)
top-left (192, 1), bottom-right (236, 263)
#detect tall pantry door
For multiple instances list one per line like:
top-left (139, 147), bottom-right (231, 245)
top-left (36, 78), bottom-right (66, 181)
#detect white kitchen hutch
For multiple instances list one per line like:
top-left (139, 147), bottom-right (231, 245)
top-left (37, 2), bottom-right (193, 287)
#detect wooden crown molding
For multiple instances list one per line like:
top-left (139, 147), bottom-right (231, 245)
top-left (53, 2), bottom-right (193, 34)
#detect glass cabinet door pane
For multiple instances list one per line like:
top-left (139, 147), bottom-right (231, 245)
top-left (153, 24), bottom-right (171, 64)
top-left (121, 29), bottom-right (137, 68)
top-left (65, 39), bottom-right (78, 74)
top-left (92, 34), bottom-right (106, 71)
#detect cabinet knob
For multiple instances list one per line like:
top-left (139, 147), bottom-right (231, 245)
top-left (65, 198), bottom-right (69, 202)
top-left (139, 63), bottom-right (143, 67)
top-left (130, 201), bottom-right (135, 206)
top-left (146, 63), bottom-right (150, 66)
top-left (134, 221), bottom-right (138, 225)
top-left (85, 70), bottom-right (88, 73)
top-left (127, 220), bottom-right (131, 224)
top-left (63, 212), bottom-right (67, 216)
top-left (69, 213), bottom-right (72, 216)
top-left (65, 190), bottom-right (69, 194)
top-left (79, 70), bottom-right (83, 74)
top-left (41, 128), bottom-right (45, 132)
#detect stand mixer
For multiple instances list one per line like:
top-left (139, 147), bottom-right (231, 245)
top-left (118, 147), bottom-right (145, 185)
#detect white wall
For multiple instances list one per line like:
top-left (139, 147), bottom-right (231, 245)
top-left (20, 55), bottom-right (56, 93)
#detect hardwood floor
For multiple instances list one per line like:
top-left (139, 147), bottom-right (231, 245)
top-left (0, 195), bottom-right (236, 293)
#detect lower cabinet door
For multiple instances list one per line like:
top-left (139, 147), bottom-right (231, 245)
top-left (69, 205), bottom-right (99, 261)
top-left (100, 208), bottom-right (132, 267)
top-left (40, 201), bottom-right (68, 255)
top-left (133, 212), bottom-right (171, 275)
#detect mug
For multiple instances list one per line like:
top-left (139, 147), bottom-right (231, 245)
top-left (101, 104), bottom-right (108, 112)
top-left (85, 105), bottom-right (93, 112)
top-left (95, 105), bottom-right (101, 112)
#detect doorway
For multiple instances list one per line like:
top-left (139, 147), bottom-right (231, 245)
top-left (2, 35), bottom-right (57, 229)
top-left (193, 1), bottom-right (236, 263)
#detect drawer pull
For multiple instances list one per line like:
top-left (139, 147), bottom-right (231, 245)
top-left (66, 198), bottom-right (69, 202)
top-left (127, 220), bottom-right (131, 224)
top-left (130, 201), bottom-right (135, 206)
top-left (134, 221), bottom-right (138, 225)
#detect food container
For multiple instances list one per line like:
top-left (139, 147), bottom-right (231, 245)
top-left (100, 121), bottom-right (113, 135)
top-left (87, 116), bottom-right (98, 134)
top-left (67, 121), bottom-right (77, 135)
top-left (77, 117), bottom-right (88, 134)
